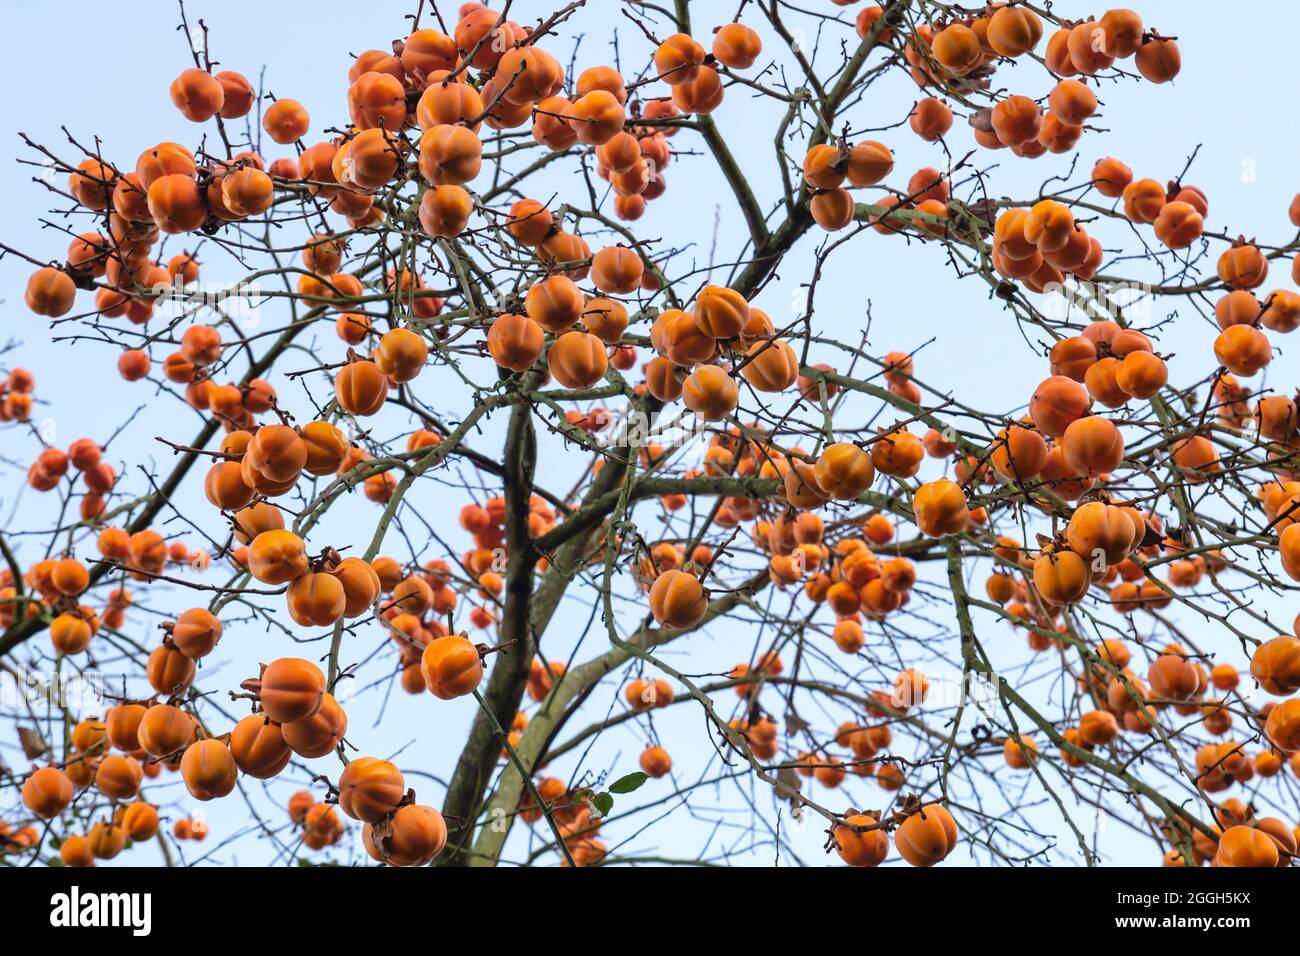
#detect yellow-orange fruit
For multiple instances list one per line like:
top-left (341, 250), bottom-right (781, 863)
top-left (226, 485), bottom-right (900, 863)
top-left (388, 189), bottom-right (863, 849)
top-left (1061, 416), bottom-right (1124, 477)
top-left (834, 813), bottom-right (888, 867)
top-left (894, 804), bottom-right (959, 867)
top-left (1030, 375), bottom-right (1091, 438)
top-left (335, 359), bottom-right (390, 415)
top-left (363, 803), bottom-right (447, 866)
top-left (487, 313), bottom-right (545, 373)
top-left (682, 365), bottom-right (739, 421)
top-left (180, 738), bottom-right (238, 801)
top-left (420, 634), bottom-right (484, 700)
top-left (912, 479), bottom-right (969, 537)
top-left (229, 714), bottom-right (292, 779)
top-left (259, 657), bottom-right (326, 723)
top-left (137, 704), bottom-right (196, 756)
top-left (814, 443), bottom-right (875, 499)
top-left (339, 756), bottom-right (406, 823)
top-left (1032, 549), bottom-right (1090, 606)
top-left (1263, 698), bottom-right (1300, 752)
top-left (693, 286), bottom-right (749, 339)
top-left (281, 692), bottom-right (347, 757)
top-left (648, 569), bottom-right (708, 628)
top-left (21, 767), bottom-right (73, 818)
top-left (991, 424), bottom-right (1048, 480)
top-left (547, 331), bottom-right (608, 389)
top-left (1215, 825), bottom-right (1279, 868)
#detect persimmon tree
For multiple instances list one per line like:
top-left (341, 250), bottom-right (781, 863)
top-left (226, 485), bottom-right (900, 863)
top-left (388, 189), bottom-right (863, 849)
top-left (2, 0), bottom-right (1300, 870)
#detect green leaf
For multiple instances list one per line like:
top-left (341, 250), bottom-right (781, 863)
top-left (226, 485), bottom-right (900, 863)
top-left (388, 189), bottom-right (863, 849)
top-left (591, 792), bottom-right (615, 817)
top-left (609, 771), bottom-right (648, 794)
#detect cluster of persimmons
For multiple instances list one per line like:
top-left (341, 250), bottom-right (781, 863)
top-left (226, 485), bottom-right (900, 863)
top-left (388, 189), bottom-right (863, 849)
top-left (4, 0), bottom-right (1300, 870)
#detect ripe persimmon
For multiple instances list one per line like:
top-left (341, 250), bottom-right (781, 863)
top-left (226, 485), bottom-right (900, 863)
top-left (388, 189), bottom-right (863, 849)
top-left (263, 99), bottom-right (310, 144)
top-left (895, 804), bottom-right (958, 866)
top-left (421, 634), bottom-right (484, 699)
top-left (230, 714), bottom-right (293, 778)
top-left (339, 757), bottom-right (406, 823)
top-left (335, 359), bottom-right (389, 415)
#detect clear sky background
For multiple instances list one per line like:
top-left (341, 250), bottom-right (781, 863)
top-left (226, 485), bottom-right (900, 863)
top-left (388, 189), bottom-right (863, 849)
top-left (1, 1), bottom-right (1298, 867)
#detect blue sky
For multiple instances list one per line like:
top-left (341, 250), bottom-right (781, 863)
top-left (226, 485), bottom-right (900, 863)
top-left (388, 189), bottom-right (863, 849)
top-left (2, 1), bottom-right (1298, 867)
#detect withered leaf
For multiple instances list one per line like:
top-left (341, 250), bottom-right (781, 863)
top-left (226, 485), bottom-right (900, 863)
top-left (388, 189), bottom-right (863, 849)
top-left (967, 107), bottom-right (994, 133)
top-left (775, 766), bottom-right (803, 808)
top-left (18, 727), bottom-right (47, 760)
top-left (784, 710), bottom-right (809, 735)
top-left (1140, 519), bottom-right (1166, 548)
